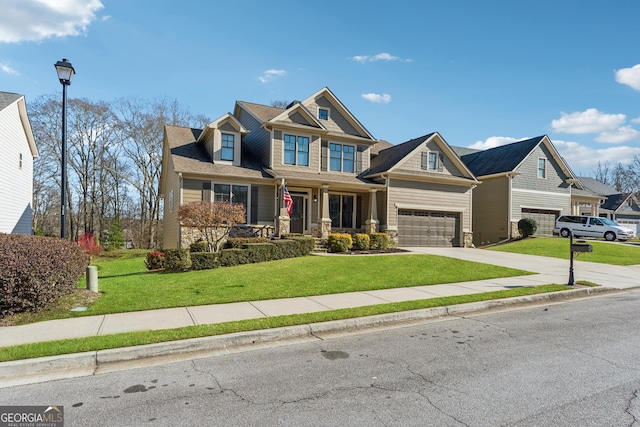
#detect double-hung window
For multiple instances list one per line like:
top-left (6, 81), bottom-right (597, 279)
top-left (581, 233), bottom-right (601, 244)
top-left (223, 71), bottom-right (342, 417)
top-left (284, 134), bottom-right (309, 166)
top-left (538, 158), bottom-right (546, 178)
top-left (421, 151), bottom-right (439, 170)
top-left (329, 143), bottom-right (355, 172)
top-left (221, 133), bottom-right (234, 161)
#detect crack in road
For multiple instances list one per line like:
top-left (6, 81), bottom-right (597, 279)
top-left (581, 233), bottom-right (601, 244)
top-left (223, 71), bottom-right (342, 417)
top-left (625, 389), bottom-right (639, 426)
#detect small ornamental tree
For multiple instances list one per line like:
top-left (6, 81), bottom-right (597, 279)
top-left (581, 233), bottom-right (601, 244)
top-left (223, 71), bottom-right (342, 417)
top-left (77, 232), bottom-right (101, 261)
top-left (179, 201), bottom-right (247, 252)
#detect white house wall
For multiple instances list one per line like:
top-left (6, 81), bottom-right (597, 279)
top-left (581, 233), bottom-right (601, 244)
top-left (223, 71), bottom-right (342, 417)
top-left (0, 101), bottom-right (34, 234)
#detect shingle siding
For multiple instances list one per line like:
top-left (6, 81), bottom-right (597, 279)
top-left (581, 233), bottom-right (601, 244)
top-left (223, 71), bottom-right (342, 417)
top-left (0, 101), bottom-right (33, 234)
top-left (307, 96), bottom-right (362, 137)
top-left (513, 144), bottom-right (570, 193)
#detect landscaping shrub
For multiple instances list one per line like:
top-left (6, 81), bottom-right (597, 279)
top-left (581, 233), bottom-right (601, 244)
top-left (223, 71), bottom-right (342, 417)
top-left (145, 250), bottom-right (165, 270)
top-left (369, 233), bottom-right (391, 250)
top-left (163, 249), bottom-right (192, 271)
top-left (245, 243), bottom-right (277, 263)
top-left (328, 233), bottom-right (352, 253)
top-left (218, 248), bottom-right (250, 267)
top-left (189, 240), bottom-right (208, 253)
top-left (352, 233), bottom-right (370, 250)
top-left (518, 218), bottom-right (538, 238)
top-left (190, 252), bottom-right (219, 270)
top-left (0, 234), bottom-right (87, 316)
top-left (224, 237), bottom-right (270, 249)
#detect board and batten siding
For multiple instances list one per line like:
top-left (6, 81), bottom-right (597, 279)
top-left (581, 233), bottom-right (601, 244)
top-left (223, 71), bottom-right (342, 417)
top-left (0, 101), bottom-right (34, 234)
top-left (471, 176), bottom-right (510, 246)
top-left (385, 179), bottom-right (471, 230)
top-left (236, 107), bottom-right (271, 167)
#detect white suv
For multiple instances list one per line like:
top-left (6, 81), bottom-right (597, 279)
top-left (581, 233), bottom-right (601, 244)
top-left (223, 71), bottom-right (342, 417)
top-left (553, 215), bottom-right (636, 241)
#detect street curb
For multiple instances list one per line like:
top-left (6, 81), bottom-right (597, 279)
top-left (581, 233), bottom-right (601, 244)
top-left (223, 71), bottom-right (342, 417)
top-left (0, 286), bottom-right (622, 388)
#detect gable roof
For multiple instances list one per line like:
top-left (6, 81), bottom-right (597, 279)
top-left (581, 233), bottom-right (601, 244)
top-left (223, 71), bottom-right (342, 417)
top-left (162, 125), bottom-right (272, 186)
top-left (235, 101), bottom-right (284, 122)
top-left (577, 176), bottom-right (618, 196)
top-left (366, 132), bottom-right (477, 183)
top-left (451, 146), bottom-right (481, 157)
top-left (0, 91), bottom-right (38, 157)
top-left (370, 140), bottom-right (394, 156)
top-left (460, 136), bottom-right (544, 177)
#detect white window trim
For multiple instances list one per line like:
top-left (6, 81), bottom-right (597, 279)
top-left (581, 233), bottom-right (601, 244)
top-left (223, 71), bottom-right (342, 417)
top-left (283, 133), bottom-right (311, 167)
top-left (318, 107), bottom-right (330, 120)
top-left (329, 142), bottom-right (356, 173)
top-left (537, 157), bottom-right (547, 179)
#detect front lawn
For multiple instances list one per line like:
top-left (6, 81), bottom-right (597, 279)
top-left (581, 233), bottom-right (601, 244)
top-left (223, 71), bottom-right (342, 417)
top-left (488, 237), bottom-right (640, 265)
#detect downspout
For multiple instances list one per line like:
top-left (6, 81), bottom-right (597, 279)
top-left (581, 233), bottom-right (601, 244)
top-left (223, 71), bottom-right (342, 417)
top-left (178, 173), bottom-right (183, 248)
top-left (507, 173), bottom-right (514, 239)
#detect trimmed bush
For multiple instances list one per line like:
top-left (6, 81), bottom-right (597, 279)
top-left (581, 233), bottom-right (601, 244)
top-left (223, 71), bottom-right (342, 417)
top-left (352, 233), bottom-right (370, 250)
top-left (190, 252), bottom-right (219, 270)
top-left (224, 237), bottom-right (270, 249)
top-left (219, 248), bottom-right (250, 267)
top-left (328, 233), bottom-right (352, 253)
top-left (164, 249), bottom-right (192, 271)
top-left (145, 250), bottom-right (165, 270)
top-left (369, 233), bottom-right (391, 250)
top-left (189, 240), bottom-right (208, 253)
top-left (518, 218), bottom-right (538, 238)
top-left (245, 243), bottom-right (277, 263)
top-left (0, 234), bottom-right (87, 316)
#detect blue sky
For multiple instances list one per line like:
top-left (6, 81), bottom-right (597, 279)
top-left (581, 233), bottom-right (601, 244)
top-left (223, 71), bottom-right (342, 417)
top-left (2, 0), bottom-right (640, 176)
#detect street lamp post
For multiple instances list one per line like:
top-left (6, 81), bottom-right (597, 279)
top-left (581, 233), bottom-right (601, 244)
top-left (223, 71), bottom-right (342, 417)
top-left (54, 59), bottom-right (75, 239)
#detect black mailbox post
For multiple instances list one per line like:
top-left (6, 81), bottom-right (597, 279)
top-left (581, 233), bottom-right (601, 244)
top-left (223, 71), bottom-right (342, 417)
top-left (568, 231), bottom-right (593, 286)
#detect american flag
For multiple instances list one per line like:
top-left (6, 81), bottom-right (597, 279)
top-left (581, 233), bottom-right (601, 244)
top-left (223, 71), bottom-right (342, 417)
top-left (283, 187), bottom-right (294, 215)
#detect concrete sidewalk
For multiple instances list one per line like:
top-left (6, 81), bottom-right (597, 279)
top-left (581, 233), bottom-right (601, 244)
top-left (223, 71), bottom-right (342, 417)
top-left (1, 248), bottom-right (638, 348)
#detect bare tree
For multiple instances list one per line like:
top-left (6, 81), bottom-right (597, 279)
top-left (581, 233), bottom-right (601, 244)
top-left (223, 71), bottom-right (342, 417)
top-left (270, 100), bottom-right (290, 108)
top-left (178, 201), bottom-right (246, 252)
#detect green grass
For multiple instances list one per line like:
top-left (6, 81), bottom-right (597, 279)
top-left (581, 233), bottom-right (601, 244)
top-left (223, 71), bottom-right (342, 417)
top-left (61, 253), bottom-right (533, 319)
top-left (488, 237), bottom-right (640, 265)
top-left (0, 284), bottom-right (569, 362)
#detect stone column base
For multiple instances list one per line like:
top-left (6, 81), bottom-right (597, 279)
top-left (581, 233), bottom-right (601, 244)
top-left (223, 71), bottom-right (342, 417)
top-left (317, 219), bottom-right (332, 238)
top-left (463, 231), bottom-right (474, 248)
top-left (278, 216), bottom-right (291, 237)
top-left (365, 219), bottom-right (379, 234)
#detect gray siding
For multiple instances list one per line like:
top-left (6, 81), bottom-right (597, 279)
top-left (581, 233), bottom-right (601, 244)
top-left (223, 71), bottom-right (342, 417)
top-left (256, 184), bottom-right (276, 224)
top-left (386, 178), bottom-right (472, 230)
top-left (182, 178), bottom-right (204, 204)
top-left (513, 144), bottom-right (570, 193)
top-left (511, 190), bottom-right (569, 219)
top-left (236, 107), bottom-right (271, 166)
top-left (471, 176), bottom-right (510, 246)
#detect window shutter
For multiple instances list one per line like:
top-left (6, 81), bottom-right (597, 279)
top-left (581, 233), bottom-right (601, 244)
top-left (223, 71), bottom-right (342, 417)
top-left (421, 152), bottom-right (428, 170)
top-left (202, 181), bottom-right (212, 202)
top-left (250, 185), bottom-right (258, 224)
top-left (321, 140), bottom-right (328, 171)
top-left (438, 154), bottom-right (444, 172)
top-left (356, 149), bottom-right (363, 174)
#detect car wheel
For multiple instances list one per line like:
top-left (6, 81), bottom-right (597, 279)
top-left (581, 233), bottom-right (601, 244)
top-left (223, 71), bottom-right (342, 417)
top-left (605, 231), bottom-right (616, 241)
top-left (560, 228), bottom-right (571, 238)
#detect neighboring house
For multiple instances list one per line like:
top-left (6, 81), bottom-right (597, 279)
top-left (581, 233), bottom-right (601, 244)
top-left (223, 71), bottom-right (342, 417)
top-left (579, 176), bottom-right (640, 234)
top-left (159, 87), bottom-right (479, 248)
top-left (455, 135), bottom-right (600, 246)
top-left (0, 92), bottom-right (38, 234)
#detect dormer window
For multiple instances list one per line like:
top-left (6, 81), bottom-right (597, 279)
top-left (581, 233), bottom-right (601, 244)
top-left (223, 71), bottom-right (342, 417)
top-left (318, 108), bottom-right (329, 120)
top-left (221, 133), bottom-right (234, 161)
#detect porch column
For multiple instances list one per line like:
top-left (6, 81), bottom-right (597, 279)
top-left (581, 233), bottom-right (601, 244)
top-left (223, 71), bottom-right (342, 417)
top-left (277, 179), bottom-right (290, 237)
top-left (317, 184), bottom-right (331, 238)
top-left (365, 189), bottom-right (379, 234)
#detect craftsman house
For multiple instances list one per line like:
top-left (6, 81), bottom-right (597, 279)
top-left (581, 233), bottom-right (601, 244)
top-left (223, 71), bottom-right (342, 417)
top-left (159, 87), bottom-right (479, 248)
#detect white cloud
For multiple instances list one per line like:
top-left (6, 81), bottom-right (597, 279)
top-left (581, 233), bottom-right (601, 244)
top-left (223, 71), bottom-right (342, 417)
top-left (0, 0), bottom-right (104, 43)
top-left (594, 126), bottom-right (640, 143)
top-left (351, 52), bottom-right (409, 63)
top-left (361, 93), bottom-right (391, 103)
top-left (468, 136), bottom-right (522, 150)
top-left (553, 139), bottom-right (640, 170)
top-left (631, 117), bottom-right (640, 124)
top-left (551, 109), bottom-right (626, 134)
top-left (0, 62), bottom-right (19, 76)
top-left (615, 64), bottom-right (640, 91)
top-left (258, 69), bottom-right (286, 83)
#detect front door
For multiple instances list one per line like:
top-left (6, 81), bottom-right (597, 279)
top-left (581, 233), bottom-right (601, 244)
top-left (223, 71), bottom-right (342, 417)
top-left (290, 195), bottom-right (305, 234)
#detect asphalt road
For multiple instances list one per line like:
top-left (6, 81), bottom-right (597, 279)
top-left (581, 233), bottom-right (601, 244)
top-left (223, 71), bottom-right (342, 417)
top-left (2, 289), bottom-right (640, 426)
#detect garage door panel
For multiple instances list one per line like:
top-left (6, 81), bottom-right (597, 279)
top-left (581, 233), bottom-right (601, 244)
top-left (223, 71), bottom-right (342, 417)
top-left (398, 210), bottom-right (460, 247)
top-left (521, 208), bottom-right (559, 236)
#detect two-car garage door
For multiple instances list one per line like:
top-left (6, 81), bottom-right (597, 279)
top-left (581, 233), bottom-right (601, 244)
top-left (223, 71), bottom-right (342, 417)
top-left (520, 208), bottom-right (560, 236)
top-left (398, 209), bottom-right (460, 247)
